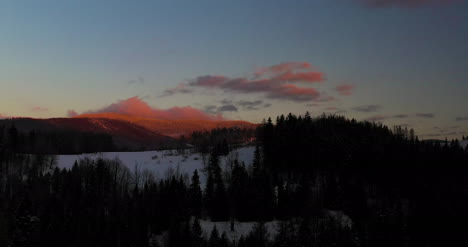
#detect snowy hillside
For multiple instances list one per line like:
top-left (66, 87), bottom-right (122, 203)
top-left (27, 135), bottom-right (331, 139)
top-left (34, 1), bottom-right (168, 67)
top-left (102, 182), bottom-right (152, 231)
top-left (461, 139), bottom-right (468, 149)
top-left (57, 146), bottom-right (255, 184)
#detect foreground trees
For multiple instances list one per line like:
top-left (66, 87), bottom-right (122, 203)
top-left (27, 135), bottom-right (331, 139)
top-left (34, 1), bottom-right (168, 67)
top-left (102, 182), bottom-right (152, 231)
top-left (1, 113), bottom-right (467, 246)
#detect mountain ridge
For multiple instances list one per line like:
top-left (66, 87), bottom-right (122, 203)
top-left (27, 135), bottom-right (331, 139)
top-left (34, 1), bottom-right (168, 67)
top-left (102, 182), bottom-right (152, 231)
top-left (73, 112), bottom-right (258, 138)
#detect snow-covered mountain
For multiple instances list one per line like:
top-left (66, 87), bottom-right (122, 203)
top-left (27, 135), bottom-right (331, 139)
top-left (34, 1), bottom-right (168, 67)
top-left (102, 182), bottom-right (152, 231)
top-left (74, 112), bottom-right (257, 138)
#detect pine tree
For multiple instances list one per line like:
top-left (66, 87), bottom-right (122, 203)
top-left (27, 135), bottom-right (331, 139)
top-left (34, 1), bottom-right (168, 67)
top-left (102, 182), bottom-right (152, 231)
top-left (252, 144), bottom-right (261, 178)
top-left (189, 170), bottom-right (203, 217)
top-left (205, 151), bottom-right (228, 221)
top-left (219, 232), bottom-right (229, 247)
top-left (209, 226), bottom-right (220, 247)
top-left (191, 218), bottom-right (204, 247)
top-left (245, 222), bottom-right (269, 247)
top-left (274, 221), bottom-right (297, 247)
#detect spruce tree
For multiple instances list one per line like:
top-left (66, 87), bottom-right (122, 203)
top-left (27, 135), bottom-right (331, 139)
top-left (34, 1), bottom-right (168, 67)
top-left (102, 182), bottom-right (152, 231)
top-left (191, 218), bottom-right (204, 247)
top-left (189, 170), bottom-right (203, 217)
top-left (209, 226), bottom-right (220, 247)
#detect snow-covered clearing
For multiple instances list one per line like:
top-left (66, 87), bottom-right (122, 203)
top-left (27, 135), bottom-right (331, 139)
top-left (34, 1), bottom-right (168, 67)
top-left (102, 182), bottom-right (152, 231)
top-left (199, 220), bottom-right (279, 241)
top-left (57, 146), bottom-right (255, 184)
top-left (197, 210), bottom-right (352, 242)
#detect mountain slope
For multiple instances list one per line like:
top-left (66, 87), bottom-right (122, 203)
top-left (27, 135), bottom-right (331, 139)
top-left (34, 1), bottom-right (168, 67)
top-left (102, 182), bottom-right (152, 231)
top-left (1, 117), bottom-right (178, 150)
top-left (73, 112), bottom-right (257, 138)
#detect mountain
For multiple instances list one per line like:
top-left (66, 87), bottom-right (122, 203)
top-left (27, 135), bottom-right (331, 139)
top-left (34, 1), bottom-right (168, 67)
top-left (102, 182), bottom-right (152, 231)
top-left (73, 112), bottom-right (257, 138)
top-left (0, 117), bottom-right (178, 151)
top-left (1, 113), bottom-right (257, 152)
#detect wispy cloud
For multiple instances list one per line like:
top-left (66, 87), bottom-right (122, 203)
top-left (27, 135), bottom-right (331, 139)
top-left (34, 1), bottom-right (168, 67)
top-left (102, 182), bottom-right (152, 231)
top-left (164, 62), bottom-right (328, 102)
top-left (415, 113), bottom-right (435, 118)
top-left (353, 104), bottom-right (381, 112)
top-left (31, 106), bottom-right (48, 112)
top-left (237, 100), bottom-right (268, 111)
top-left (128, 76), bottom-right (145, 85)
top-left (392, 114), bottom-right (409, 118)
top-left (335, 84), bottom-right (354, 96)
top-left (162, 83), bottom-right (194, 96)
top-left (364, 115), bottom-right (388, 121)
top-left (218, 104), bottom-right (238, 112)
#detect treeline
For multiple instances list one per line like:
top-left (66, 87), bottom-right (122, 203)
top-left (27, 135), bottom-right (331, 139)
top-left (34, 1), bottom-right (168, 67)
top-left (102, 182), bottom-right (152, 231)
top-left (258, 113), bottom-right (468, 246)
top-left (189, 127), bottom-right (255, 154)
top-left (0, 148), bottom-right (354, 246)
top-left (0, 125), bottom-right (115, 154)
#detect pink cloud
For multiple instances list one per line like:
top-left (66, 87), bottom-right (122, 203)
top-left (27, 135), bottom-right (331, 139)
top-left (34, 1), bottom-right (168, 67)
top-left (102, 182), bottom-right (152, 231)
top-left (267, 84), bottom-right (321, 101)
top-left (31, 106), bottom-right (48, 112)
top-left (76, 96), bottom-right (223, 121)
top-left (359, 0), bottom-right (461, 8)
top-left (335, 84), bottom-right (355, 96)
top-left (254, 62), bottom-right (313, 77)
top-left (166, 62), bottom-right (326, 102)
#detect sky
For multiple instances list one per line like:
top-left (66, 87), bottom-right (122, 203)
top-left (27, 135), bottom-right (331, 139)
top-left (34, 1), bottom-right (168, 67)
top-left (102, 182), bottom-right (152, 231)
top-left (0, 0), bottom-right (467, 139)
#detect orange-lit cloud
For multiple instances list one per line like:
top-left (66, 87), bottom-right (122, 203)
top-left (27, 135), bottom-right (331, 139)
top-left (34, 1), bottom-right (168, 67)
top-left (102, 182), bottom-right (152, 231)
top-left (166, 62), bottom-right (327, 102)
top-left (358, 0), bottom-right (460, 8)
top-left (74, 96), bottom-right (223, 120)
top-left (254, 62), bottom-right (313, 77)
top-left (335, 84), bottom-right (354, 96)
top-left (31, 106), bottom-right (48, 112)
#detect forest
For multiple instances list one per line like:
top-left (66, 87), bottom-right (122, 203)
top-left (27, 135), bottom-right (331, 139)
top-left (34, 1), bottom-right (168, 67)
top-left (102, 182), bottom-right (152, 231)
top-left (1, 113), bottom-right (468, 246)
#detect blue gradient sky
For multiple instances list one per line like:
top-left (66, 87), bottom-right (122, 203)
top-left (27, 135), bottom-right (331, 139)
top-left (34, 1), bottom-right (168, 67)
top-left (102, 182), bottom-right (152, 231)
top-left (0, 0), bottom-right (467, 139)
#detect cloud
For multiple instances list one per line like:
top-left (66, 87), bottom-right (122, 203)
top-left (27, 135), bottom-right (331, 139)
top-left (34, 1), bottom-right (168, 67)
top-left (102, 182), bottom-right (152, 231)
top-left (67, 110), bottom-right (78, 117)
top-left (75, 96), bottom-right (223, 121)
top-left (456, 116), bottom-right (468, 121)
top-left (392, 114), bottom-right (409, 118)
top-left (218, 104), bottom-right (238, 112)
top-left (353, 104), bottom-right (381, 112)
top-left (254, 62), bottom-right (313, 77)
top-left (415, 113), bottom-right (435, 118)
top-left (31, 106), bottom-right (48, 112)
top-left (357, 0), bottom-right (460, 8)
top-left (162, 83), bottom-right (194, 96)
top-left (203, 105), bottom-right (218, 114)
top-left (164, 62), bottom-right (327, 102)
top-left (335, 84), bottom-right (354, 96)
top-left (364, 115), bottom-right (388, 121)
top-left (128, 76), bottom-right (145, 85)
top-left (237, 100), bottom-right (267, 111)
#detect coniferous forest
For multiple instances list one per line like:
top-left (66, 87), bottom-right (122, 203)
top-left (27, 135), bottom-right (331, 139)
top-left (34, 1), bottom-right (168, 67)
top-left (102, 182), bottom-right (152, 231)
top-left (1, 113), bottom-right (468, 246)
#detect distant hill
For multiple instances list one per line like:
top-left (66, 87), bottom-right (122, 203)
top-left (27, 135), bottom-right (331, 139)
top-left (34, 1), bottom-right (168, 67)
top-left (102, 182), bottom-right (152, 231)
top-left (0, 117), bottom-right (177, 151)
top-left (0, 113), bottom-right (257, 152)
top-left (73, 112), bottom-right (257, 138)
